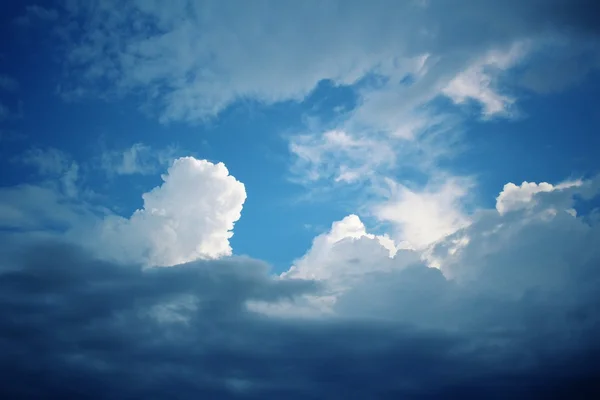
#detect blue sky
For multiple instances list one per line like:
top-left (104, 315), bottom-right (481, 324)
top-left (2, 1), bottom-right (600, 397)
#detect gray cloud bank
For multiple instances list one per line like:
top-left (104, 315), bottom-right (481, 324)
top-left (1, 233), bottom-right (599, 399)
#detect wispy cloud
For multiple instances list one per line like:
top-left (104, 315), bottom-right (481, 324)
top-left (100, 143), bottom-right (179, 177)
top-left (57, 0), bottom-right (600, 123)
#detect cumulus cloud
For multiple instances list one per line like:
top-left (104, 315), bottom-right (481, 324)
top-left (1, 154), bottom-right (246, 267)
top-left (279, 176), bottom-right (600, 326)
top-left (283, 214), bottom-right (404, 283)
top-left (90, 157), bottom-right (246, 266)
top-left (496, 179), bottom-right (584, 214)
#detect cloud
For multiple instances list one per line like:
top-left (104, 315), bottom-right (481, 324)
top-left (57, 0), bottom-right (600, 124)
top-left (89, 157), bottom-right (246, 266)
top-left (279, 175), bottom-right (600, 325)
top-left (100, 143), bottom-right (178, 176)
top-left (289, 130), bottom-right (396, 184)
top-left (2, 152), bottom-right (600, 396)
top-left (2, 197), bottom-right (600, 398)
top-left (283, 214), bottom-right (403, 283)
top-left (2, 154), bottom-right (246, 267)
top-left (0, 183), bottom-right (96, 233)
top-left (442, 43), bottom-right (527, 116)
top-left (495, 179), bottom-right (584, 215)
top-left (0, 241), bottom-right (326, 398)
top-left (373, 177), bottom-right (473, 249)
top-left (16, 147), bottom-right (80, 198)
top-left (19, 147), bottom-right (72, 176)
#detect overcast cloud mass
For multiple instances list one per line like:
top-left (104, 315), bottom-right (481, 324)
top-left (1, 0), bottom-right (600, 398)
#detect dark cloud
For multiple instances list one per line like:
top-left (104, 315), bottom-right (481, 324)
top-left (1, 240), bottom-right (600, 398)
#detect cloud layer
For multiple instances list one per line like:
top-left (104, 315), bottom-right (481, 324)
top-left (60, 0), bottom-right (600, 123)
top-left (3, 175), bottom-right (600, 397)
top-left (2, 146), bottom-right (600, 397)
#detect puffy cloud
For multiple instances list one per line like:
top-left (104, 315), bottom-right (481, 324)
top-left (91, 157), bottom-right (246, 266)
top-left (1, 155), bottom-right (246, 267)
top-left (284, 214), bottom-right (404, 283)
top-left (274, 215), bottom-right (420, 316)
top-left (279, 176), bottom-right (600, 334)
top-left (495, 179), bottom-right (584, 214)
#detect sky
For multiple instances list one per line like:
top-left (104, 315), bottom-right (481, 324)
top-left (1, 0), bottom-right (600, 398)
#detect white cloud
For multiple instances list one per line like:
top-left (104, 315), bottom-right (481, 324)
top-left (275, 214), bottom-right (418, 315)
top-left (495, 179), bottom-right (583, 215)
top-left (1, 154), bottom-right (246, 267)
top-left (285, 45), bottom-right (521, 189)
top-left (442, 43), bottom-right (528, 116)
top-left (373, 177), bottom-right (472, 249)
top-left (90, 157), bottom-right (246, 266)
top-left (283, 214), bottom-right (400, 282)
top-left (268, 175), bottom-right (600, 335)
top-left (289, 130), bottom-right (396, 184)
top-left (54, 1), bottom-right (600, 208)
